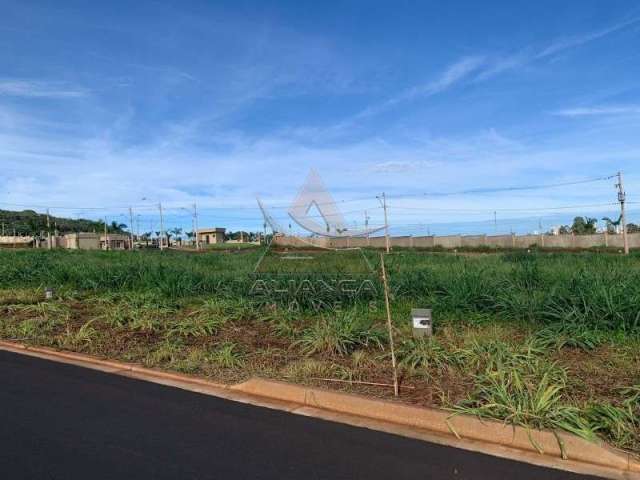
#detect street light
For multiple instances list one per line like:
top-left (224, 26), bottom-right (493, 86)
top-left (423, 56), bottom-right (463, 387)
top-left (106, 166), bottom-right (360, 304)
top-left (141, 197), bottom-right (164, 250)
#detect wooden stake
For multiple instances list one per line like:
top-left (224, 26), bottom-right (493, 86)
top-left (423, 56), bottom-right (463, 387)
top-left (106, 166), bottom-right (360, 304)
top-left (380, 252), bottom-right (399, 396)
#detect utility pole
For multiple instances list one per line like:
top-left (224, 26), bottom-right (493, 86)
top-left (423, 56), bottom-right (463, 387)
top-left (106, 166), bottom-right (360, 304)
top-left (1, 223), bottom-right (4, 236)
top-left (159, 202), bottom-right (165, 251)
top-left (616, 171), bottom-right (629, 255)
top-left (46, 209), bottom-right (52, 250)
top-left (193, 203), bottom-right (200, 250)
top-left (128, 207), bottom-right (134, 250)
top-left (364, 210), bottom-right (370, 240)
top-left (104, 216), bottom-right (109, 250)
top-left (190, 212), bottom-right (195, 248)
top-left (378, 193), bottom-right (390, 253)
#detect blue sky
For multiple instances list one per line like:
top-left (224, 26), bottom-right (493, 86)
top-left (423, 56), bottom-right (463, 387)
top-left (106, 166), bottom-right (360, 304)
top-left (1, 0), bottom-right (640, 235)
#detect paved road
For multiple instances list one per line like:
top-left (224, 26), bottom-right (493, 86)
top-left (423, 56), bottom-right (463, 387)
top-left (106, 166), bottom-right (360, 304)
top-left (0, 350), bottom-right (602, 480)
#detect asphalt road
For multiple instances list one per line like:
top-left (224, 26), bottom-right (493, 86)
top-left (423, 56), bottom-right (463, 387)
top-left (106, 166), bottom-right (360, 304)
top-left (0, 350), bottom-right (602, 480)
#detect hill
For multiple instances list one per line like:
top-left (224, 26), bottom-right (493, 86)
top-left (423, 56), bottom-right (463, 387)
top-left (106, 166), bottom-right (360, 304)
top-left (0, 209), bottom-right (126, 236)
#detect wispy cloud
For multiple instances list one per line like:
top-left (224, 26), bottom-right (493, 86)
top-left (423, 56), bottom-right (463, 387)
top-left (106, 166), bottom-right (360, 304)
top-left (0, 80), bottom-right (88, 99)
top-left (292, 15), bottom-right (639, 142)
top-left (473, 50), bottom-right (532, 81)
top-left (552, 105), bottom-right (640, 117)
top-left (471, 16), bottom-right (640, 82)
top-left (286, 55), bottom-right (487, 143)
top-left (356, 55), bottom-right (486, 120)
top-left (536, 16), bottom-right (640, 59)
top-left (377, 16), bottom-right (640, 110)
top-left (369, 160), bottom-right (441, 174)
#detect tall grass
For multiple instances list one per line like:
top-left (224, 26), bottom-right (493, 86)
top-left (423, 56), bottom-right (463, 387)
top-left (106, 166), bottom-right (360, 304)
top-left (385, 251), bottom-right (640, 331)
top-left (3, 249), bottom-right (640, 330)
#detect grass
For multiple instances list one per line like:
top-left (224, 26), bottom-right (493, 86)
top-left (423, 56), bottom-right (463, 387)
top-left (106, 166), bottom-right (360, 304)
top-left (294, 312), bottom-right (385, 356)
top-left (0, 248), bottom-right (639, 453)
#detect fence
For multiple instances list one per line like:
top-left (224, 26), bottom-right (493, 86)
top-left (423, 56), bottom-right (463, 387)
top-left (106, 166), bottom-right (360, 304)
top-left (273, 232), bottom-right (640, 250)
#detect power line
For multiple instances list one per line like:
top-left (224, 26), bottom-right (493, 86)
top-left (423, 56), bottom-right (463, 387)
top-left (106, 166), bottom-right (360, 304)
top-left (386, 175), bottom-right (617, 199)
top-left (388, 202), bottom-right (619, 213)
top-left (0, 174), bottom-right (616, 212)
top-left (0, 202), bottom-right (161, 211)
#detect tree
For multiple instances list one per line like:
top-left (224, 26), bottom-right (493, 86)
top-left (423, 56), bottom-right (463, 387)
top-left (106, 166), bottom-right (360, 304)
top-left (627, 223), bottom-right (640, 233)
top-left (141, 232), bottom-right (152, 247)
top-left (0, 209), bottom-right (119, 237)
top-left (169, 227), bottom-right (183, 246)
top-left (108, 221), bottom-right (127, 233)
top-left (570, 216), bottom-right (597, 235)
top-left (602, 215), bottom-right (622, 234)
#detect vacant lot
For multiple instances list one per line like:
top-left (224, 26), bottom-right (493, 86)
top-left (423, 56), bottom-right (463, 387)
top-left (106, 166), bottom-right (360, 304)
top-left (0, 248), bottom-right (638, 454)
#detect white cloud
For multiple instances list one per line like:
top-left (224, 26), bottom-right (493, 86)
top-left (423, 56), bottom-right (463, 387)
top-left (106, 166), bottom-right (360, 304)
top-left (536, 16), bottom-right (640, 59)
top-left (470, 16), bottom-right (640, 83)
top-left (369, 160), bottom-right (441, 174)
top-left (280, 55), bottom-right (487, 144)
top-left (358, 55), bottom-right (486, 119)
top-left (283, 15), bottom-right (640, 145)
top-left (2, 108), bottom-right (639, 236)
top-left (552, 105), bottom-right (640, 117)
top-left (0, 80), bottom-right (88, 99)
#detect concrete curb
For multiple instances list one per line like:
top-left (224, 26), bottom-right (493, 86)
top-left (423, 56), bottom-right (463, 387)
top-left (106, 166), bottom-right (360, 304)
top-left (1, 340), bottom-right (638, 479)
top-left (233, 378), bottom-right (640, 478)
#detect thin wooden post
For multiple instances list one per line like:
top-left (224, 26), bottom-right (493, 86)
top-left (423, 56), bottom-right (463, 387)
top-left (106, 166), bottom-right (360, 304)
top-left (380, 253), bottom-right (399, 397)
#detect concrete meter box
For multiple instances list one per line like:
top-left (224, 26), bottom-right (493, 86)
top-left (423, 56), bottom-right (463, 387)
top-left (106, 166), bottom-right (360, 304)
top-left (411, 308), bottom-right (432, 338)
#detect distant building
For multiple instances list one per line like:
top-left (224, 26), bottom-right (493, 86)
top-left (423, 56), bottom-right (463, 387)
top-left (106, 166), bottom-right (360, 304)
top-left (35, 236), bottom-right (64, 249)
top-left (62, 232), bottom-right (129, 250)
top-left (100, 233), bottom-right (129, 250)
top-left (197, 227), bottom-right (226, 245)
top-left (226, 231), bottom-right (249, 243)
top-left (64, 233), bottom-right (100, 249)
top-left (0, 236), bottom-right (34, 248)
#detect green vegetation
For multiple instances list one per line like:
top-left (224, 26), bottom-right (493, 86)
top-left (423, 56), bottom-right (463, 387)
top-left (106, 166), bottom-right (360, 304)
top-left (0, 248), bottom-right (638, 453)
top-left (0, 209), bottom-right (126, 236)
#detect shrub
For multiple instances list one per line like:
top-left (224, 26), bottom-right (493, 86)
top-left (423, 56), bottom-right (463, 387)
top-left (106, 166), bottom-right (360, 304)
top-left (210, 342), bottom-right (244, 369)
top-left (294, 313), bottom-right (385, 356)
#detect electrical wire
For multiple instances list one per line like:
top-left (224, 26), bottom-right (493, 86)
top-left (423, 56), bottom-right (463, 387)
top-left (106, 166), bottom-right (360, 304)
top-left (386, 175), bottom-right (616, 199)
top-left (388, 202), bottom-right (619, 213)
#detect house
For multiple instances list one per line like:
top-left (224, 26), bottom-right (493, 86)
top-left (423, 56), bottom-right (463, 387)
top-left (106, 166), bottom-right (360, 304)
top-left (100, 233), bottom-right (129, 250)
top-left (64, 233), bottom-right (100, 249)
top-left (35, 236), bottom-right (65, 249)
top-left (0, 236), bottom-right (34, 248)
top-left (61, 232), bottom-right (130, 250)
top-left (197, 227), bottom-right (226, 245)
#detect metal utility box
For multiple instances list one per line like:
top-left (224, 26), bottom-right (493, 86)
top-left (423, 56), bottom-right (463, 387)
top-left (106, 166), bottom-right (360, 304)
top-left (411, 308), bottom-right (432, 338)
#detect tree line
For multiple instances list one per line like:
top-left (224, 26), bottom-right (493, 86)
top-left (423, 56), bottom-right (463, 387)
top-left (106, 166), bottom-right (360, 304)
top-left (558, 216), bottom-right (640, 235)
top-left (0, 210), bottom-right (127, 236)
